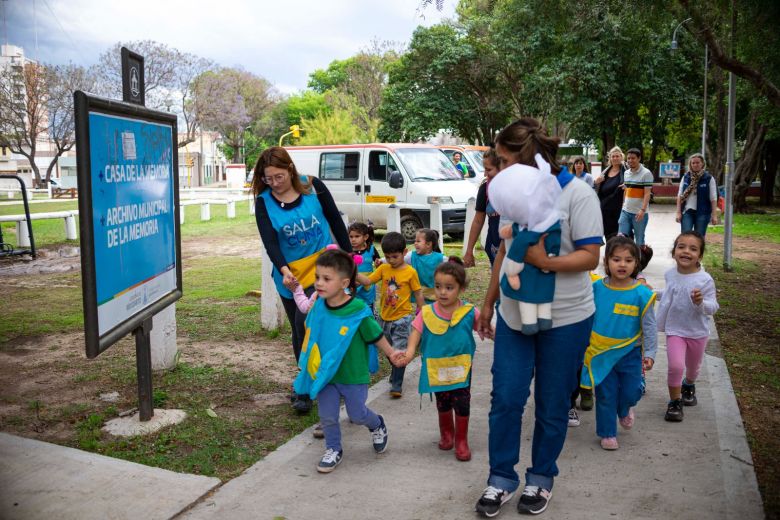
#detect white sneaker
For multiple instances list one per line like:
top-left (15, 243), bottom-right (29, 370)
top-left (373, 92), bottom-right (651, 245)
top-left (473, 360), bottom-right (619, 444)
top-left (568, 408), bottom-right (580, 427)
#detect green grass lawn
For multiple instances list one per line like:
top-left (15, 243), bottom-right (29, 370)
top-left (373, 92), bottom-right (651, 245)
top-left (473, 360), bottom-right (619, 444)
top-left (0, 199), bottom-right (257, 250)
top-left (709, 209), bottom-right (780, 243)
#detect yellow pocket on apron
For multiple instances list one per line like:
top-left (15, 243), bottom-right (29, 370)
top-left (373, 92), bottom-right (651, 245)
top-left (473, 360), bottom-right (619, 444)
top-left (426, 354), bottom-right (472, 386)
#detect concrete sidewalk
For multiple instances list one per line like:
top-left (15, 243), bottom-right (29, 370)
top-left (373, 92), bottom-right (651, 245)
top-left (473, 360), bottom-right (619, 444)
top-left (180, 207), bottom-right (764, 519)
top-left (0, 433), bottom-right (220, 520)
top-left (0, 207), bottom-right (765, 519)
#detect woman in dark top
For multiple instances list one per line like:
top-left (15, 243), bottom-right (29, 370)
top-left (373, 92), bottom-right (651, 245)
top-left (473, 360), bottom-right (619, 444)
top-left (594, 146), bottom-right (626, 241)
top-left (464, 148), bottom-right (502, 267)
top-left (252, 146), bottom-right (351, 413)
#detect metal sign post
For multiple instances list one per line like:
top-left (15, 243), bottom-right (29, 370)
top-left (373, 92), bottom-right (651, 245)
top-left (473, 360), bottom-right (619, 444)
top-left (74, 50), bottom-right (181, 422)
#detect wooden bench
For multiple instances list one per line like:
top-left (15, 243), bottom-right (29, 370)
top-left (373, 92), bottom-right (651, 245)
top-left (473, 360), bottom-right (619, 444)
top-left (0, 210), bottom-right (79, 247)
top-left (52, 187), bottom-right (77, 199)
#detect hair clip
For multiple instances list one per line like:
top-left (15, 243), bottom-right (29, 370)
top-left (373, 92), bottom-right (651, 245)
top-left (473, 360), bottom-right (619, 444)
top-left (326, 244), bottom-right (363, 266)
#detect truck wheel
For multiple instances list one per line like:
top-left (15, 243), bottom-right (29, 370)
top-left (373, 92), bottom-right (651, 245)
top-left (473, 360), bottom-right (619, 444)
top-left (400, 215), bottom-right (422, 242)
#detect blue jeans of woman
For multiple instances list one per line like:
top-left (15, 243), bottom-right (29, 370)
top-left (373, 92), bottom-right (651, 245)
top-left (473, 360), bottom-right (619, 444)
top-left (487, 313), bottom-right (593, 493)
top-left (681, 209), bottom-right (711, 236)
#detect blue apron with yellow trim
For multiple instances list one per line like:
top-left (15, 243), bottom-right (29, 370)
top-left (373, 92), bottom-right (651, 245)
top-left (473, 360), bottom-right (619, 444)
top-left (418, 303), bottom-right (477, 393)
top-left (355, 245), bottom-right (377, 306)
top-left (293, 297), bottom-right (373, 399)
top-left (580, 280), bottom-right (655, 389)
top-left (260, 176), bottom-right (331, 299)
top-left (410, 251), bottom-right (445, 302)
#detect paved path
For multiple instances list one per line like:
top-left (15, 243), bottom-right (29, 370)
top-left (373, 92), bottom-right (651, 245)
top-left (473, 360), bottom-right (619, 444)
top-left (0, 206), bottom-right (765, 519)
top-left (181, 206), bottom-right (764, 519)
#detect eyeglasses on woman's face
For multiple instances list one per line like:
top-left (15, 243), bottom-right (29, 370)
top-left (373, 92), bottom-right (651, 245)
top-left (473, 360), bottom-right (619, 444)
top-left (263, 172), bottom-right (288, 185)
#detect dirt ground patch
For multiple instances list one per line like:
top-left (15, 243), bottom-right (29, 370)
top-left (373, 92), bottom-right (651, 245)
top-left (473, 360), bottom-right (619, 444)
top-left (705, 235), bottom-right (780, 519)
top-left (0, 229), bottom-right (316, 480)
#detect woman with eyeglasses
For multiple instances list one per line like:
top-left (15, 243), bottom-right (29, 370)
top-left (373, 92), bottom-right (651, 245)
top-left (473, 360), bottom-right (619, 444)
top-left (252, 146), bottom-right (351, 414)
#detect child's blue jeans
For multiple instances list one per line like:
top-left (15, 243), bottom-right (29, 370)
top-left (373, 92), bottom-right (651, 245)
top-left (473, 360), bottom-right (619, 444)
top-left (379, 314), bottom-right (413, 392)
top-left (595, 347), bottom-right (643, 438)
top-left (318, 383), bottom-right (381, 452)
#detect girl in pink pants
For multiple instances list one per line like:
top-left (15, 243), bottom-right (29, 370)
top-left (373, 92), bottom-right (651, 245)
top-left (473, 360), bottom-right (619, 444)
top-left (656, 231), bottom-right (719, 422)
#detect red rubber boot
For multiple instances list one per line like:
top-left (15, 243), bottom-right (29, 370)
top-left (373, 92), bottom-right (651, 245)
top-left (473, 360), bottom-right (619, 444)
top-left (437, 410), bottom-right (454, 450)
top-left (454, 414), bottom-right (471, 461)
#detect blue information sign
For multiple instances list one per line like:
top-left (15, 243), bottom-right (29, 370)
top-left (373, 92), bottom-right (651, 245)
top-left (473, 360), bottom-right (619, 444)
top-left (659, 162), bottom-right (681, 179)
top-left (75, 91), bottom-right (182, 358)
top-left (88, 112), bottom-right (178, 335)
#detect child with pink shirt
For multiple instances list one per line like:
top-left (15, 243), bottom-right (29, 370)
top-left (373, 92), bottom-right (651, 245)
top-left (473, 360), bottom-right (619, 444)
top-left (401, 257), bottom-right (482, 461)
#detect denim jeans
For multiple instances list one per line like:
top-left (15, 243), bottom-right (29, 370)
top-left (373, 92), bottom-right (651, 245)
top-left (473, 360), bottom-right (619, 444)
top-left (594, 347), bottom-right (643, 438)
top-left (486, 314), bottom-right (593, 493)
top-left (379, 315), bottom-right (413, 392)
top-left (681, 209), bottom-right (712, 237)
top-left (618, 210), bottom-right (649, 246)
top-left (318, 383), bottom-right (380, 452)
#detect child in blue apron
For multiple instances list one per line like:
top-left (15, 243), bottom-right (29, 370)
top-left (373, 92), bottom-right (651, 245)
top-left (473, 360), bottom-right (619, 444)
top-left (349, 221), bottom-right (381, 314)
top-left (580, 236), bottom-right (657, 451)
top-left (401, 257), bottom-right (481, 461)
top-left (408, 228), bottom-right (446, 303)
top-left (292, 249), bottom-right (405, 473)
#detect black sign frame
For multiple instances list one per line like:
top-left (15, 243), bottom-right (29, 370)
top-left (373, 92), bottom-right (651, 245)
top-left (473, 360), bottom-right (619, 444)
top-left (74, 91), bottom-right (182, 360)
top-left (121, 47), bottom-right (145, 105)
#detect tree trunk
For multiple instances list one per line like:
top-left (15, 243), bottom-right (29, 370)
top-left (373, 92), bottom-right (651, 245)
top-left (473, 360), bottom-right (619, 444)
top-left (601, 131), bottom-right (615, 165)
top-left (760, 138), bottom-right (780, 206)
top-left (733, 110), bottom-right (767, 212)
top-left (711, 66), bottom-right (728, 184)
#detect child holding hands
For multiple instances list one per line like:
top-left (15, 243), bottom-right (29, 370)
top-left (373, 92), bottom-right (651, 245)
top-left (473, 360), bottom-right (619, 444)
top-left (401, 257), bottom-right (481, 461)
top-left (291, 249), bottom-right (405, 473)
top-left (358, 232), bottom-right (425, 398)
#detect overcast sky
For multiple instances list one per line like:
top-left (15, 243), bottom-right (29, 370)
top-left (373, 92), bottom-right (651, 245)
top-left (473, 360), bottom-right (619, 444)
top-left (3, 0), bottom-right (456, 93)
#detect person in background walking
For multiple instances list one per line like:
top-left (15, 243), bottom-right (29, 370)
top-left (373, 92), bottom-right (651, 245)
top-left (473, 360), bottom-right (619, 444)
top-left (252, 146), bottom-right (351, 414)
top-left (594, 146), bottom-right (626, 241)
top-left (656, 231), bottom-right (719, 422)
top-left (617, 148), bottom-right (654, 246)
top-left (676, 153), bottom-right (719, 236)
top-left (464, 148), bottom-right (502, 267)
top-left (572, 156), bottom-right (595, 188)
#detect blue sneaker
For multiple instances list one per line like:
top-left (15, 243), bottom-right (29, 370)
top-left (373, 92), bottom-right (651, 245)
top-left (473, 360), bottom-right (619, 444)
top-left (317, 448), bottom-right (343, 473)
top-left (370, 415), bottom-right (388, 453)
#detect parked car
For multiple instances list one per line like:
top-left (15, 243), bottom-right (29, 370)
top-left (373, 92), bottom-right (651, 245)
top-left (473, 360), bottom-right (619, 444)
top-left (286, 144), bottom-right (477, 240)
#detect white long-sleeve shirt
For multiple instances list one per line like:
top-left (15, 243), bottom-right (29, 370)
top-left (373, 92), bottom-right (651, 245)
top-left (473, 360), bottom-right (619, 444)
top-left (656, 267), bottom-right (719, 338)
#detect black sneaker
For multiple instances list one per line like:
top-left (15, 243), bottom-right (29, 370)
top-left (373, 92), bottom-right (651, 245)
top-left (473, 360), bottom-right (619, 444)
top-left (517, 485), bottom-right (552, 515)
top-left (579, 389), bottom-right (593, 411)
top-left (369, 415), bottom-right (388, 453)
top-left (681, 381), bottom-right (698, 406)
top-left (316, 448), bottom-right (342, 473)
top-left (292, 394), bottom-right (312, 414)
top-left (665, 399), bottom-right (684, 422)
top-left (475, 486), bottom-right (514, 517)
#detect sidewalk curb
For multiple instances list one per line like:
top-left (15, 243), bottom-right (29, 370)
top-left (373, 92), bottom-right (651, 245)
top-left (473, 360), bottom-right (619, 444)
top-left (704, 317), bottom-right (765, 519)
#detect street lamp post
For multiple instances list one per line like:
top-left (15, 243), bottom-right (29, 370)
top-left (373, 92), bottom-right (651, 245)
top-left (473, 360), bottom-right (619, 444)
top-left (671, 18), bottom-right (707, 159)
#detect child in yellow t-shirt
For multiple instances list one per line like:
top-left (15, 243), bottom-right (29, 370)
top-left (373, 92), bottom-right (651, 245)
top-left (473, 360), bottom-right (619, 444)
top-left (359, 231), bottom-right (424, 398)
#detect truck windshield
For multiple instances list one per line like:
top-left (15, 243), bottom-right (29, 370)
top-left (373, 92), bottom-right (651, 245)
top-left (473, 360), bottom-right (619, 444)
top-left (395, 148), bottom-right (463, 181)
top-left (464, 150), bottom-right (485, 174)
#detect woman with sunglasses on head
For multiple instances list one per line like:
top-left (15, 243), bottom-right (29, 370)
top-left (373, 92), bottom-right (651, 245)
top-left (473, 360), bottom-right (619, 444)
top-left (252, 146), bottom-right (351, 415)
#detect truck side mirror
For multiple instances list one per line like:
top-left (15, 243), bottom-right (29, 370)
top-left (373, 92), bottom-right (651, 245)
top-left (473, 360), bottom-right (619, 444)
top-left (389, 170), bottom-right (404, 189)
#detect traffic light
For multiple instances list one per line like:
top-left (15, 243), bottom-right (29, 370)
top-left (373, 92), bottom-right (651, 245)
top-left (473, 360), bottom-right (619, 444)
top-left (290, 125), bottom-right (300, 139)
